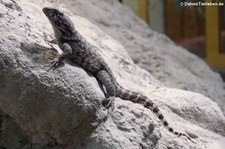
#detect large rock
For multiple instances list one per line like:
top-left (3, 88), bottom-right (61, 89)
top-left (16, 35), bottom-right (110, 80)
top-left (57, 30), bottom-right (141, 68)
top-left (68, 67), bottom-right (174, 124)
top-left (62, 0), bottom-right (225, 114)
top-left (0, 0), bottom-right (225, 148)
top-left (0, 0), bottom-right (107, 147)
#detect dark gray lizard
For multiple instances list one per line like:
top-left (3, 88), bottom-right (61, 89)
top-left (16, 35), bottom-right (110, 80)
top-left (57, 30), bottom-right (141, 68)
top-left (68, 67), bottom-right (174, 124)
top-left (42, 7), bottom-right (194, 142)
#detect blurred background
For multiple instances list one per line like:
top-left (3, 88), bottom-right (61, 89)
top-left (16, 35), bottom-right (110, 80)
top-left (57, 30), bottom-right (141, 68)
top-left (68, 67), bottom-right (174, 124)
top-left (119, 0), bottom-right (225, 79)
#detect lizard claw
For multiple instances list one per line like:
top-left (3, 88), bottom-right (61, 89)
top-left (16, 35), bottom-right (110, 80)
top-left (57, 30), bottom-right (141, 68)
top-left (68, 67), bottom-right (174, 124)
top-left (49, 58), bottom-right (60, 66)
top-left (102, 96), bottom-right (115, 114)
top-left (47, 58), bottom-right (61, 71)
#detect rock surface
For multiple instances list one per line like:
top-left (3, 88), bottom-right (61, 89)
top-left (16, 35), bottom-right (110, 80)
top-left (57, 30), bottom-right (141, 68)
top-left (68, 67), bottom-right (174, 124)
top-left (62, 0), bottom-right (225, 114)
top-left (0, 0), bottom-right (225, 148)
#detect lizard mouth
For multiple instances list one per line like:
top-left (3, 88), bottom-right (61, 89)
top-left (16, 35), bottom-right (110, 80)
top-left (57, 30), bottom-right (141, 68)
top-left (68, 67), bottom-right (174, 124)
top-left (42, 7), bottom-right (54, 16)
top-left (42, 7), bottom-right (64, 22)
top-left (42, 7), bottom-right (49, 14)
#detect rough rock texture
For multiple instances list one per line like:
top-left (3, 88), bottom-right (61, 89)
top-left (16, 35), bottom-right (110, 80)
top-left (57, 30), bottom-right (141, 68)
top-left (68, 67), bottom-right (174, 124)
top-left (0, 0), bottom-right (108, 147)
top-left (61, 0), bottom-right (225, 114)
top-left (0, 0), bottom-right (225, 148)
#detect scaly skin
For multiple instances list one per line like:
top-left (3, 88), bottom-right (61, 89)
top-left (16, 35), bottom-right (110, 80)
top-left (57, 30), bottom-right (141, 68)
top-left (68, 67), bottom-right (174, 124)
top-left (42, 7), bottom-right (195, 142)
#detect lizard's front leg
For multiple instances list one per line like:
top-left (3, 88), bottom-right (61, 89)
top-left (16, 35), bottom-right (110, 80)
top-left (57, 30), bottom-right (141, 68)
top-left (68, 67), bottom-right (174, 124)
top-left (48, 42), bottom-right (72, 71)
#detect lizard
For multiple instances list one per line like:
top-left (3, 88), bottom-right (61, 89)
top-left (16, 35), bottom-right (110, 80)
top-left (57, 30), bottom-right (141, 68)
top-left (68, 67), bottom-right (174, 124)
top-left (42, 7), bottom-right (195, 142)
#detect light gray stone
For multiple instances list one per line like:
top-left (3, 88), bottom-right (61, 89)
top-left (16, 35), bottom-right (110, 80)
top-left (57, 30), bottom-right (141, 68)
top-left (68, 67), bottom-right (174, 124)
top-left (0, 0), bottom-right (225, 148)
top-left (62, 0), bottom-right (225, 114)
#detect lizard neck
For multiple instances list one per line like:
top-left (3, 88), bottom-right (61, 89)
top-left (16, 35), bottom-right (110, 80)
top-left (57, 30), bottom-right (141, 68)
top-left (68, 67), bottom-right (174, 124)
top-left (54, 27), bottom-right (85, 44)
top-left (52, 26), bottom-right (75, 42)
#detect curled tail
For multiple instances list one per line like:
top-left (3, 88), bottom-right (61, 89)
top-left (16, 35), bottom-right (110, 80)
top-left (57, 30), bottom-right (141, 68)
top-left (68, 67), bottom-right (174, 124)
top-left (116, 86), bottom-right (194, 141)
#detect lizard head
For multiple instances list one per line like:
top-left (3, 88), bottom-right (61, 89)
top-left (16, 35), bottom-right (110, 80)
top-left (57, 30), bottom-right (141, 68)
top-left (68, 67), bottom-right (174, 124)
top-left (42, 7), bottom-right (76, 39)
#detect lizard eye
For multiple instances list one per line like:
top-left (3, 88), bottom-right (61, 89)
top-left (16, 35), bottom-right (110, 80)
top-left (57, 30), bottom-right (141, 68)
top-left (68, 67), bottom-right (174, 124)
top-left (54, 11), bottom-right (64, 19)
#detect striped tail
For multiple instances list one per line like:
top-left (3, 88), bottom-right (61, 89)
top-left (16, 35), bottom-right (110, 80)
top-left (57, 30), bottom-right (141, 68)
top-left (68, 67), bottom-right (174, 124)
top-left (115, 86), bottom-right (194, 141)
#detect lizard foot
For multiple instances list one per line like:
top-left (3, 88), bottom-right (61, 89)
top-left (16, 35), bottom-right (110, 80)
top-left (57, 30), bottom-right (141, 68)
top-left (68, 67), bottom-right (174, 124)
top-left (47, 58), bottom-right (63, 71)
top-left (102, 96), bottom-right (115, 114)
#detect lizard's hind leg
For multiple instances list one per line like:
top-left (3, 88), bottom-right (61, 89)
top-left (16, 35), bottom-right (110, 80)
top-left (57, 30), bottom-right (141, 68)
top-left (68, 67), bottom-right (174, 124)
top-left (96, 78), bottom-right (112, 109)
top-left (96, 70), bottom-right (116, 110)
